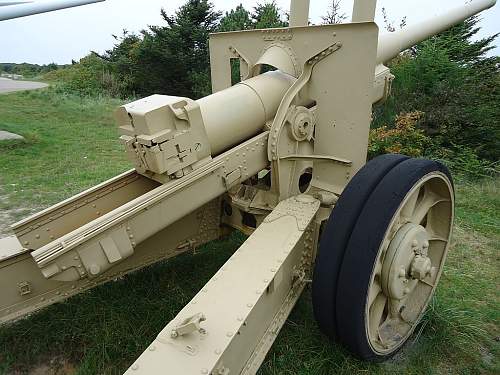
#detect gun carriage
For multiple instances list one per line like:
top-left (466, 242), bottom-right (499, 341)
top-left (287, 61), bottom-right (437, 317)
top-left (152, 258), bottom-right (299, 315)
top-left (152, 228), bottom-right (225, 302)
top-left (0, 0), bottom-right (496, 373)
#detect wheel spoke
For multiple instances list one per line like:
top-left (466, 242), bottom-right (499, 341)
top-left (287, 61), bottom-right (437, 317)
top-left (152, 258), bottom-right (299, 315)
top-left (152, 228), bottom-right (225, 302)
top-left (400, 281), bottom-right (433, 324)
top-left (411, 190), bottom-right (448, 225)
top-left (368, 279), bottom-right (382, 308)
top-left (420, 279), bottom-right (435, 288)
top-left (378, 314), bottom-right (412, 346)
top-left (401, 185), bottom-right (421, 221)
top-left (331, 164), bottom-right (456, 357)
top-left (369, 293), bottom-right (387, 341)
top-left (429, 236), bottom-right (448, 242)
top-left (373, 258), bottom-right (383, 278)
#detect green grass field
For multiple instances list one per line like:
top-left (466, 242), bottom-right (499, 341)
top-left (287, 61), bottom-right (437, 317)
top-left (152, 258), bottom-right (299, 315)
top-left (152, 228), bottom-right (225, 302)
top-left (0, 89), bottom-right (498, 374)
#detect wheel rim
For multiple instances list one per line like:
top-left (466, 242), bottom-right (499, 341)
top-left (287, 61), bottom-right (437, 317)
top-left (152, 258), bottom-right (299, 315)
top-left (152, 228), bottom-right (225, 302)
top-left (365, 171), bottom-right (454, 355)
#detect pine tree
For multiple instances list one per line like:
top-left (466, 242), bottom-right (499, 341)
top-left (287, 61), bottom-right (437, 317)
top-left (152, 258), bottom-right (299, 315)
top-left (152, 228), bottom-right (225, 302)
top-left (219, 4), bottom-right (252, 32)
top-left (252, 1), bottom-right (287, 29)
top-left (130, 0), bottom-right (221, 98)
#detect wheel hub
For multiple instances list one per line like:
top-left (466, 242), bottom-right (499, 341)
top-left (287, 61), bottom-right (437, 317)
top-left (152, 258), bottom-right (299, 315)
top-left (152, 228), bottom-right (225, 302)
top-left (382, 223), bottom-right (431, 301)
top-left (411, 255), bottom-right (432, 280)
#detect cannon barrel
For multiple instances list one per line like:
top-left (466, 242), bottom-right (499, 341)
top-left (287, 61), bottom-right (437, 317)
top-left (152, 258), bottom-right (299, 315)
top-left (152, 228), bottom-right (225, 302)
top-left (0, 0), bottom-right (105, 21)
top-left (197, 71), bottom-right (295, 155)
top-left (202, 0), bottom-right (498, 155)
top-left (377, 0), bottom-right (497, 63)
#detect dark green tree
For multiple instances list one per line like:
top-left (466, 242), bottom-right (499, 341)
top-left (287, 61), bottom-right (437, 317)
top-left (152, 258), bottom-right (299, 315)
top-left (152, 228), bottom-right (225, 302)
top-left (147, 0), bottom-right (220, 98)
top-left (415, 16), bottom-right (498, 65)
top-left (110, 0), bottom-right (221, 98)
top-left (252, 1), bottom-right (287, 29)
top-left (102, 30), bottom-right (143, 96)
top-left (219, 4), bottom-right (252, 32)
top-left (374, 16), bottom-right (499, 161)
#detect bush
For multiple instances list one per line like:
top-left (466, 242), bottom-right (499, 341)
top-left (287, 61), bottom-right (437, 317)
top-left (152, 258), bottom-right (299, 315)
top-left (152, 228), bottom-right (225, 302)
top-left (369, 111), bottom-right (431, 158)
top-left (369, 110), bottom-right (498, 180)
top-left (43, 55), bottom-right (122, 97)
top-left (428, 145), bottom-right (499, 180)
top-left (374, 17), bottom-right (500, 162)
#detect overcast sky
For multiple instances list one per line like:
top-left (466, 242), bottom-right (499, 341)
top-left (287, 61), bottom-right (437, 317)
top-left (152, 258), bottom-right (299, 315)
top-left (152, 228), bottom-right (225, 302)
top-left (1, 0), bottom-right (498, 64)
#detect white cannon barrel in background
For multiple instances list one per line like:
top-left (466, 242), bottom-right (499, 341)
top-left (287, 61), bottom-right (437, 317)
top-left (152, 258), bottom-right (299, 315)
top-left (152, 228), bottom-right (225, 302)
top-left (0, 0), bottom-right (105, 21)
top-left (377, 0), bottom-right (497, 63)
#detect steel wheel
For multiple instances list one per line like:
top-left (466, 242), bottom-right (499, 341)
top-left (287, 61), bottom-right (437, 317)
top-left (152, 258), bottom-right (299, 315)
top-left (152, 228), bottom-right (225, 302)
top-left (314, 157), bottom-right (454, 360)
top-left (312, 154), bottom-right (410, 338)
top-left (365, 169), bottom-right (454, 355)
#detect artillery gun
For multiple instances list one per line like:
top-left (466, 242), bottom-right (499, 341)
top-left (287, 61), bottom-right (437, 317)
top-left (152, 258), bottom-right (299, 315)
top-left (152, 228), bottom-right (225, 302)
top-left (0, 0), bottom-right (496, 373)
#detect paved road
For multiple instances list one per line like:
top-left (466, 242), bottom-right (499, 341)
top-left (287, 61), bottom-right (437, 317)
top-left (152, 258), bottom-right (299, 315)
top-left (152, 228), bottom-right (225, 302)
top-left (0, 77), bottom-right (48, 93)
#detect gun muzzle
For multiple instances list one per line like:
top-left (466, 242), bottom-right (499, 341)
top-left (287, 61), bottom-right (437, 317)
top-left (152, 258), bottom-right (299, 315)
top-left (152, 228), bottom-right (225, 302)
top-left (377, 0), bottom-right (497, 63)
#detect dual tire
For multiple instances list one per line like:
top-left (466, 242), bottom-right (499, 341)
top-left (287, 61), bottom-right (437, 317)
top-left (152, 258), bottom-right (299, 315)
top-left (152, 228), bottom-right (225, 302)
top-left (312, 155), bottom-right (454, 360)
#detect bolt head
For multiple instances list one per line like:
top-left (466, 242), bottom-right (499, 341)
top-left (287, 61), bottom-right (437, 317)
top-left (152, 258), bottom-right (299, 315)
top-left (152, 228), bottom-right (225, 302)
top-left (89, 264), bottom-right (101, 275)
top-left (411, 255), bottom-right (432, 280)
top-left (399, 268), bottom-right (406, 278)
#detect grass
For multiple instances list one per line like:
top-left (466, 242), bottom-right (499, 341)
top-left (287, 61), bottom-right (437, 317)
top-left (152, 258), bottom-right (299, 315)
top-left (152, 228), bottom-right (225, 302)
top-left (0, 89), bottom-right (498, 374)
top-left (0, 89), bottom-right (129, 215)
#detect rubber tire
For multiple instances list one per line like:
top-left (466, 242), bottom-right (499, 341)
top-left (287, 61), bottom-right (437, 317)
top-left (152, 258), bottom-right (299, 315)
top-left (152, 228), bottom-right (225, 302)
top-left (335, 158), bottom-right (453, 360)
top-left (312, 154), bottom-right (409, 339)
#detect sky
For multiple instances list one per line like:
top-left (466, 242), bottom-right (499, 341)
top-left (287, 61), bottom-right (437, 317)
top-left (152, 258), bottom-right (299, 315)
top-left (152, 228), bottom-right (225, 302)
top-left (0, 0), bottom-right (498, 64)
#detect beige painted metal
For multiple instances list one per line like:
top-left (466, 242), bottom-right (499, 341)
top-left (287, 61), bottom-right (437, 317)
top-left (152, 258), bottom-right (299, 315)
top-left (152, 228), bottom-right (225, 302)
top-left (1, 199), bottom-right (221, 324)
top-left (0, 0), bottom-right (495, 373)
top-left (117, 72), bottom-right (295, 172)
top-left (0, 0), bottom-right (105, 21)
top-left (209, 23), bottom-right (378, 198)
top-left (30, 132), bottom-right (269, 282)
top-left (198, 71), bottom-right (296, 154)
top-left (366, 172), bottom-right (454, 354)
top-left (125, 195), bottom-right (320, 375)
top-left (12, 170), bottom-right (159, 250)
top-left (0, 130), bottom-right (269, 323)
top-left (377, 0), bottom-right (497, 63)
top-left (289, 0), bottom-right (310, 27)
top-left (0, 236), bottom-right (24, 261)
top-left (352, 0), bottom-right (377, 22)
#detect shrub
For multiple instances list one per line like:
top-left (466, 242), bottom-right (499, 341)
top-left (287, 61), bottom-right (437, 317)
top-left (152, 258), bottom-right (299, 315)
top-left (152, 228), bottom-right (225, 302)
top-left (369, 111), bottom-right (431, 159)
top-left (369, 110), bottom-right (498, 180)
top-left (373, 17), bottom-right (500, 162)
top-left (42, 55), bottom-right (122, 97)
top-left (428, 145), bottom-right (499, 180)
